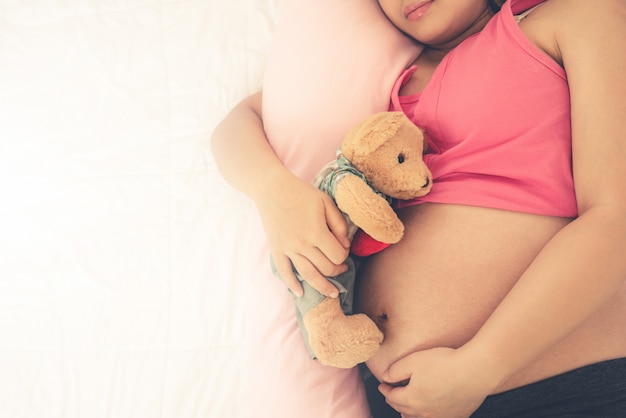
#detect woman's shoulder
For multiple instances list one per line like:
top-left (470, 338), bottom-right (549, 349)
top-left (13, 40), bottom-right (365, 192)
top-left (526, 0), bottom-right (624, 15)
top-left (537, 0), bottom-right (625, 26)
top-left (518, 0), bottom-right (626, 66)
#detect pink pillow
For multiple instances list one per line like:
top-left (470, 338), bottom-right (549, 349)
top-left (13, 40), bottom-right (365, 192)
top-left (246, 1), bottom-right (422, 417)
top-left (262, 0), bottom-right (423, 182)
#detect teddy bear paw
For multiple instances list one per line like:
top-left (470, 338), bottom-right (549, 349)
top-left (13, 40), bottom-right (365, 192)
top-left (307, 312), bottom-right (383, 369)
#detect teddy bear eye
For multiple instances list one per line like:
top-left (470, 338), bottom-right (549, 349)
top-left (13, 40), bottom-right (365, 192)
top-left (397, 153), bottom-right (405, 164)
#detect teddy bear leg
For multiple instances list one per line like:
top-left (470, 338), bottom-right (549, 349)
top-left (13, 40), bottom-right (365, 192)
top-left (303, 297), bottom-right (383, 369)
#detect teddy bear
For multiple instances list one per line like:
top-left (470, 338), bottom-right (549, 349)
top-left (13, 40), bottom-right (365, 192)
top-left (273, 111), bottom-right (432, 368)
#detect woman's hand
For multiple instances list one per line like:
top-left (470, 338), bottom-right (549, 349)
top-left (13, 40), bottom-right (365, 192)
top-left (212, 90), bottom-right (350, 296)
top-left (255, 170), bottom-right (351, 298)
top-left (378, 347), bottom-right (497, 418)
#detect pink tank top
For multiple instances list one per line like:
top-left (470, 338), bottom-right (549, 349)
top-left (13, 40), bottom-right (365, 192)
top-left (392, 0), bottom-right (577, 218)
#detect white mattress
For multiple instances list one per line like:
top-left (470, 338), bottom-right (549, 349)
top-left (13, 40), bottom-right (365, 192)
top-left (0, 1), bottom-right (279, 416)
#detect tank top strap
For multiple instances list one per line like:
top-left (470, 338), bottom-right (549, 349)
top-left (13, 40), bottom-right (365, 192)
top-left (510, 0), bottom-right (545, 15)
top-left (515, 3), bottom-right (542, 23)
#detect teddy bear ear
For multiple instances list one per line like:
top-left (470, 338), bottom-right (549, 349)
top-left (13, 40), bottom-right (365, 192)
top-left (341, 111), bottom-right (409, 158)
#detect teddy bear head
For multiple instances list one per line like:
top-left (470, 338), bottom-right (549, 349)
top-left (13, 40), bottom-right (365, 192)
top-left (340, 111), bottom-right (432, 200)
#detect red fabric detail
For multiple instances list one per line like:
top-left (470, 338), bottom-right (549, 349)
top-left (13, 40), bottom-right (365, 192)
top-left (351, 229), bottom-right (390, 257)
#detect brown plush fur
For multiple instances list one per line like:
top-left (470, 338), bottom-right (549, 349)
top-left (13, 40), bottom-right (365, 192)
top-left (304, 298), bottom-right (383, 369)
top-left (303, 111), bottom-right (432, 368)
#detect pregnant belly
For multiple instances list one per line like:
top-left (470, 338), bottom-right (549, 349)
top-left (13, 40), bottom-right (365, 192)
top-left (355, 203), bottom-right (570, 381)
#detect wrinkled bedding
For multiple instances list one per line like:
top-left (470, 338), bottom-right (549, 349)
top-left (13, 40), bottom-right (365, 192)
top-left (0, 1), bottom-right (279, 416)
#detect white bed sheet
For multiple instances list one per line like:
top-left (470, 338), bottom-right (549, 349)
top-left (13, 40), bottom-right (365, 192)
top-left (0, 1), bottom-right (279, 417)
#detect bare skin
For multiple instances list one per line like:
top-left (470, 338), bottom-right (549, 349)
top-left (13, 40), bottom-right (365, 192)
top-left (356, 203), bottom-right (626, 392)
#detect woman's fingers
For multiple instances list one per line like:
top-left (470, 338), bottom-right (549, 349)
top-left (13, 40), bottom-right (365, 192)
top-left (266, 187), bottom-right (351, 298)
top-left (272, 250), bottom-right (345, 298)
top-left (323, 196), bottom-right (351, 251)
top-left (291, 253), bottom-right (340, 298)
top-left (272, 254), bottom-right (304, 297)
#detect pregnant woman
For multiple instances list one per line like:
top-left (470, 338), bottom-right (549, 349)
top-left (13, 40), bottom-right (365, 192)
top-left (357, 1), bottom-right (626, 416)
top-left (212, 0), bottom-right (626, 416)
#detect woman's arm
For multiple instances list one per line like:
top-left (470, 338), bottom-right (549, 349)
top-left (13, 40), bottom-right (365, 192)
top-left (463, 0), bottom-right (626, 385)
top-left (211, 91), bottom-right (350, 297)
top-left (380, 1), bottom-right (626, 416)
top-left (211, 92), bottom-right (286, 201)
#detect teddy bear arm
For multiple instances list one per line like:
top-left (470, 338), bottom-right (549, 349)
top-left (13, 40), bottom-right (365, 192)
top-left (335, 174), bottom-right (404, 244)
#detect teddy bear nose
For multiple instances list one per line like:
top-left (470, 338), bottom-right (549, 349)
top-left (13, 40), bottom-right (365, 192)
top-left (422, 177), bottom-right (430, 188)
